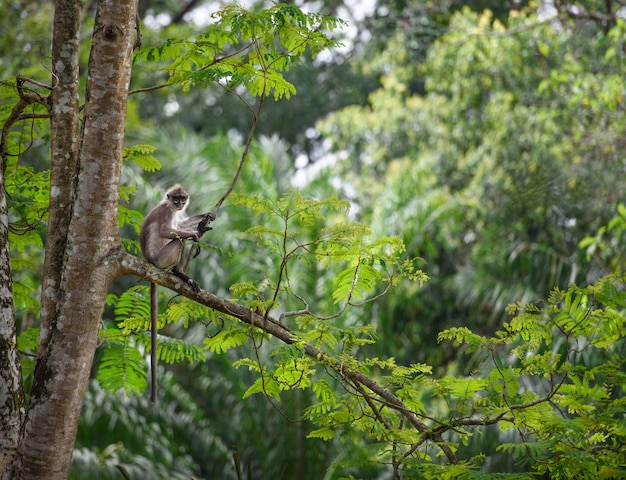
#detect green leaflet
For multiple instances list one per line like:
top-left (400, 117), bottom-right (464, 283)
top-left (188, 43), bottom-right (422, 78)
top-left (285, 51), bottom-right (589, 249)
top-left (114, 285), bottom-right (151, 332)
top-left (122, 144), bottom-right (161, 172)
top-left (331, 262), bottom-right (380, 305)
top-left (135, 331), bottom-right (206, 364)
top-left (97, 337), bottom-right (147, 396)
top-left (242, 375), bottom-right (281, 401)
top-left (204, 328), bottom-right (250, 354)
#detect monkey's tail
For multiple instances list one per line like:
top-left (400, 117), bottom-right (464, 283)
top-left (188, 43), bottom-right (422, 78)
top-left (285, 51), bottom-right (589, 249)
top-left (150, 282), bottom-right (158, 404)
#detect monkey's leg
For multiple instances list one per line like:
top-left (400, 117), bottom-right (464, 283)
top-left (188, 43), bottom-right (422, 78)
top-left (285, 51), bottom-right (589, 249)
top-left (154, 239), bottom-right (200, 289)
top-left (172, 266), bottom-right (200, 292)
top-left (172, 240), bottom-right (201, 292)
top-left (152, 239), bottom-right (185, 269)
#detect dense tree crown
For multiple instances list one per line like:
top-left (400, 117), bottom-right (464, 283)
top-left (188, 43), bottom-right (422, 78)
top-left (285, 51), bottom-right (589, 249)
top-left (1, 1), bottom-right (625, 479)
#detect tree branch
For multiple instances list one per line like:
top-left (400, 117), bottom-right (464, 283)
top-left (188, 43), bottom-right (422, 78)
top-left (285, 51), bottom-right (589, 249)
top-left (0, 78), bottom-right (50, 173)
top-left (116, 247), bottom-right (458, 464)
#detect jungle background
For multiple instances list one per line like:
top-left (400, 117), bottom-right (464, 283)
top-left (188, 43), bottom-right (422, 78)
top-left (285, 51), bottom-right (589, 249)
top-left (2, 0), bottom-right (625, 478)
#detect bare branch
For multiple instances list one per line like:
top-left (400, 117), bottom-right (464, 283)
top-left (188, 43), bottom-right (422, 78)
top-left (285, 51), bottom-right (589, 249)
top-left (128, 83), bottom-right (171, 95)
top-left (1, 78), bottom-right (50, 174)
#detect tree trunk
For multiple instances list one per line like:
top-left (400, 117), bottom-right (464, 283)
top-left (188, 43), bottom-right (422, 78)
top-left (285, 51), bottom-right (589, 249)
top-left (6, 1), bottom-right (138, 478)
top-left (0, 149), bottom-right (24, 477)
top-left (39, 0), bottom-right (81, 356)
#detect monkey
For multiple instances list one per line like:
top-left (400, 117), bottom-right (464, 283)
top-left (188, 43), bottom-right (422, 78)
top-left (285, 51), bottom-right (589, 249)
top-left (140, 185), bottom-right (215, 403)
top-left (140, 185), bottom-right (210, 290)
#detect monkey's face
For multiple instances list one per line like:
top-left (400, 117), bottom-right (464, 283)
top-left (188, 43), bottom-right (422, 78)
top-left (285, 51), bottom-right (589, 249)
top-left (169, 194), bottom-right (188, 210)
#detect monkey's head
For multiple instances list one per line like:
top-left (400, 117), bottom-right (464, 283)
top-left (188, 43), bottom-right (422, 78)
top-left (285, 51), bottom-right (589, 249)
top-left (166, 186), bottom-right (189, 211)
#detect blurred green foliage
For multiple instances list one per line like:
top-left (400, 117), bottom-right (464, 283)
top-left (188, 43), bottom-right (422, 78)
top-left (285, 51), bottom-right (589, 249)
top-left (3, 0), bottom-right (626, 478)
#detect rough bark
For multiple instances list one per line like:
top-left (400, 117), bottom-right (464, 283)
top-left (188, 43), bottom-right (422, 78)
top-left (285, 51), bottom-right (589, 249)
top-left (10, 1), bottom-right (138, 478)
top-left (0, 151), bottom-right (24, 476)
top-left (38, 0), bottom-right (82, 355)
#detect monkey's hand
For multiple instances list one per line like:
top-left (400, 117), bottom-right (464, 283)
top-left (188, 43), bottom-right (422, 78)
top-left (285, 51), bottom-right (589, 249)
top-left (197, 211), bottom-right (216, 235)
top-left (197, 224), bottom-right (212, 235)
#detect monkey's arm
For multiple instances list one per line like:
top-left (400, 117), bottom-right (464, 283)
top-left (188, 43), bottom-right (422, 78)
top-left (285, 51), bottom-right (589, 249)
top-left (179, 211), bottom-right (216, 230)
top-left (158, 223), bottom-right (200, 242)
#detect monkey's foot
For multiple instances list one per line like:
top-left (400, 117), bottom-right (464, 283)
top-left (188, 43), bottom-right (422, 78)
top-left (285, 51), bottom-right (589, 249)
top-left (187, 279), bottom-right (200, 293)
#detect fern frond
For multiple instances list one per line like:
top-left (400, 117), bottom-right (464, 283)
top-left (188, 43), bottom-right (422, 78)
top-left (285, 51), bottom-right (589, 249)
top-left (115, 285), bottom-right (153, 333)
top-left (332, 263), bottom-right (381, 304)
top-left (242, 375), bottom-right (281, 400)
top-left (306, 427), bottom-right (336, 440)
top-left (115, 285), bottom-right (150, 322)
top-left (203, 327), bottom-right (250, 354)
top-left (97, 341), bottom-right (147, 396)
top-left (122, 144), bottom-right (161, 172)
top-left (165, 297), bottom-right (214, 328)
top-left (134, 332), bottom-right (206, 364)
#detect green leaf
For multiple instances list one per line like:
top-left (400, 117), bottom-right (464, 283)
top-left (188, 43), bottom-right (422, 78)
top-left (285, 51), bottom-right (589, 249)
top-left (242, 376), bottom-right (281, 400)
top-left (149, 4), bottom-right (344, 100)
top-left (17, 327), bottom-right (39, 352)
top-left (115, 285), bottom-right (151, 332)
top-left (122, 144), bottom-right (161, 172)
top-left (332, 263), bottom-right (380, 304)
top-left (96, 340), bottom-right (147, 396)
top-left (438, 327), bottom-right (484, 346)
top-left (311, 379), bottom-right (337, 412)
top-left (306, 426), bottom-right (336, 440)
top-left (203, 328), bottom-right (250, 354)
top-left (118, 204), bottom-right (143, 232)
top-left (135, 332), bottom-right (206, 364)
